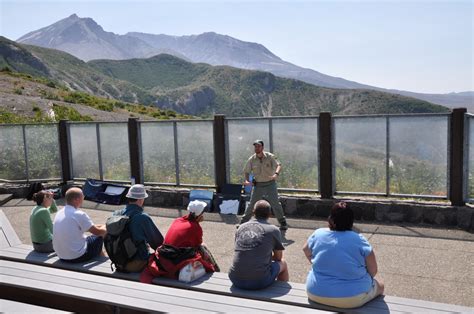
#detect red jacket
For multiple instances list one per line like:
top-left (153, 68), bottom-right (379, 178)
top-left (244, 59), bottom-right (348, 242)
top-left (140, 215), bottom-right (214, 283)
top-left (164, 215), bottom-right (203, 248)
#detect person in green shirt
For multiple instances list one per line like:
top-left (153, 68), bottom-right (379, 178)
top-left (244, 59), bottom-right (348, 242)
top-left (30, 190), bottom-right (58, 253)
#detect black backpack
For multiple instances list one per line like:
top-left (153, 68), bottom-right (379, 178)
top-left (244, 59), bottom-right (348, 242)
top-left (27, 182), bottom-right (45, 200)
top-left (104, 215), bottom-right (138, 272)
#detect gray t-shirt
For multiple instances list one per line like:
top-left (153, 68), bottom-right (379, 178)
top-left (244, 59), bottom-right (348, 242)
top-left (229, 218), bottom-right (285, 280)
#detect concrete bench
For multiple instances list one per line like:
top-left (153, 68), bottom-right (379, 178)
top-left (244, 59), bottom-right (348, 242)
top-left (0, 210), bottom-right (327, 313)
top-left (1, 298), bottom-right (71, 313)
top-left (1, 259), bottom-right (319, 313)
top-left (0, 194), bottom-right (13, 207)
top-left (0, 209), bottom-right (21, 249)
top-left (1, 210), bottom-right (472, 313)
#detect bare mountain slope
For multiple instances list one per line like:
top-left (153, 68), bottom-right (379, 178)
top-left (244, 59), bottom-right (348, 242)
top-left (17, 15), bottom-right (472, 110)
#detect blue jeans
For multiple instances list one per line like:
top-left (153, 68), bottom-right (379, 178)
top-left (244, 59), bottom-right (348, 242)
top-left (230, 261), bottom-right (280, 290)
top-left (61, 235), bottom-right (103, 263)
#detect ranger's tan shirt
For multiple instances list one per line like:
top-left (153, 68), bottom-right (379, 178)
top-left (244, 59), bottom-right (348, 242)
top-left (243, 152), bottom-right (281, 183)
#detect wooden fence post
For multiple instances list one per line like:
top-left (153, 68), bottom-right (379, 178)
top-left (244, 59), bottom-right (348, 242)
top-left (450, 108), bottom-right (467, 206)
top-left (58, 120), bottom-right (72, 184)
top-left (128, 118), bottom-right (143, 184)
top-left (319, 112), bottom-right (334, 199)
top-left (213, 115), bottom-right (227, 193)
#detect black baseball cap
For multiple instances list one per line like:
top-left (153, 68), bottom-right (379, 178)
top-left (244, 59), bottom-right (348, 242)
top-left (253, 139), bottom-right (264, 146)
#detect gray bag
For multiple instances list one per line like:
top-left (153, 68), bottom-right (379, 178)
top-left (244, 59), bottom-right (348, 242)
top-left (104, 215), bottom-right (138, 272)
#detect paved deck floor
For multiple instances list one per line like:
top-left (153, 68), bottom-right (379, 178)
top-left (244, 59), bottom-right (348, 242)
top-left (2, 198), bottom-right (473, 308)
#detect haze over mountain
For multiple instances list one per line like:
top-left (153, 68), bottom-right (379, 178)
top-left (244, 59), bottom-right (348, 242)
top-left (16, 14), bottom-right (472, 111)
top-left (0, 36), bottom-right (448, 117)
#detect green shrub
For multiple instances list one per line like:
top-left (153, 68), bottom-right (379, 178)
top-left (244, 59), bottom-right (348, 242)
top-left (45, 93), bottom-right (60, 101)
top-left (114, 101), bottom-right (126, 109)
top-left (63, 91), bottom-right (95, 105)
top-left (52, 104), bottom-right (93, 121)
top-left (38, 88), bottom-right (60, 100)
top-left (0, 110), bottom-right (25, 123)
top-left (33, 108), bottom-right (45, 121)
top-left (46, 81), bottom-right (56, 88)
top-left (97, 103), bottom-right (114, 112)
top-left (165, 110), bottom-right (176, 117)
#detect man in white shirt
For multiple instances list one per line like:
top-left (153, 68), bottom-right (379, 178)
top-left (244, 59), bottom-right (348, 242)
top-left (53, 187), bottom-right (106, 262)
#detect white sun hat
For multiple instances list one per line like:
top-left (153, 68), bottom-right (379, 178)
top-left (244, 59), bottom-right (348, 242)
top-left (126, 184), bottom-right (149, 199)
top-left (187, 200), bottom-right (207, 216)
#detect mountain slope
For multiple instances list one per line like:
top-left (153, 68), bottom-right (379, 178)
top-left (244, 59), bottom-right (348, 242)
top-left (89, 54), bottom-right (448, 116)
top-left (17, 14), bottom-right (157, 61)
top-left (387, 89), bottom-right (473, 110)
top-left (1, 36), bottom-right (157, 105)
top-left (0, 37), bottom-right (189, 121)
top-left (17, 15), bottom-right (471, 110)
top-left (0, 38), bottom-right (50, 78)
top-left (127, 31), bottom-right (374, 90)
top-left (0, 69), bottom-right (189, 123)
top-left (127, 31), bottom-right (473, 110)
top-left (1, 36), bottom-right (449, 117)
top-left (90, 54), bottom-right (209, 90)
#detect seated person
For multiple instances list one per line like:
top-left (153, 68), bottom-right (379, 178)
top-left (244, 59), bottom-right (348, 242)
top-left (164, 200), bottom-right (219, 271)
top-left (303, 201), bottom-right (384, 309)
top-left (53, 187), bottom-right (106, 263)
top-left (113, 184), bottom-right (164, 272)
top-left (229, 200), bottom-right (289, 290)
top-left (29, 190), bottom-right (57, 253)
top-left (140, 200), bottom-right (217, 283)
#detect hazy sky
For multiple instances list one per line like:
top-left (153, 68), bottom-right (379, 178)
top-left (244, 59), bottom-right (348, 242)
top-left (0, 0), bottom-right (472, 94)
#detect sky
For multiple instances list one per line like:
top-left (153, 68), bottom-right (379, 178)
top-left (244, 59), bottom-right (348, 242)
top-left (0, 0), bottom-right (472, 94)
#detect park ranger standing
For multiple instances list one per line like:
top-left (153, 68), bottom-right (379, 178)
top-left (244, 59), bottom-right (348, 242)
top-left (239, 140), bottom-right (288, 231)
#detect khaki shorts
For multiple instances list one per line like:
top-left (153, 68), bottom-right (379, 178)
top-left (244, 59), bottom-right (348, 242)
top-left (307, 282), bottom-right (380, 309)
top-left (125, 259), bottom-right (148, 273)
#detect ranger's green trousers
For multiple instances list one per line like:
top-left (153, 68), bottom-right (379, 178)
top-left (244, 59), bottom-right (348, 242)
top-left (240, 180), bottom-right (286, 224)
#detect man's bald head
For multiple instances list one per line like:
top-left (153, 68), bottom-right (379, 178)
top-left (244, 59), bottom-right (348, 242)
top-left (253, 200), bottom-right (271, 219)
top-left (65, 187), bottom-right (84, 208)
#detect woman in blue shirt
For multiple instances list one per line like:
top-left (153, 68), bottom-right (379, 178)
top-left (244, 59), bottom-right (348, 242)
top-left (303, 202), bottom-right (384, 308)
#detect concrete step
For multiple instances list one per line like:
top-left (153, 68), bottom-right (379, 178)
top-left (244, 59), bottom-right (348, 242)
top-left (1, 299), bottom-right (70, 313)
top-left (0, 194), bottom-right (14, 206)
